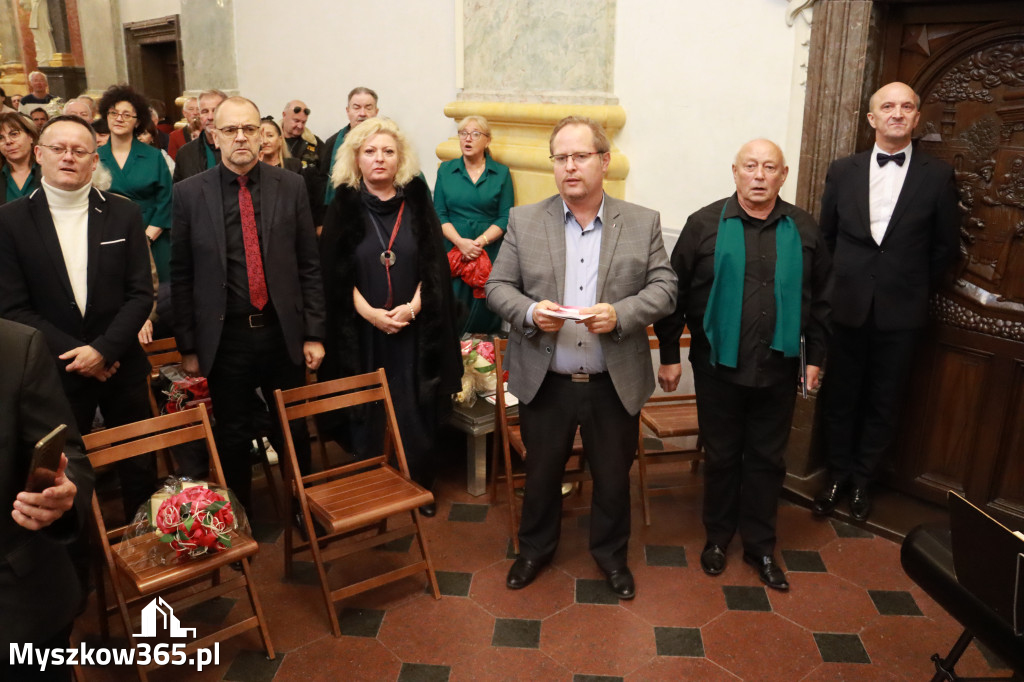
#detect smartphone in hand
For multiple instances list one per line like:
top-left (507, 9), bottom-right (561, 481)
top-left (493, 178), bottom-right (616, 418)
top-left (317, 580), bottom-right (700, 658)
top-left (25, 424), bottom-right (67, 493)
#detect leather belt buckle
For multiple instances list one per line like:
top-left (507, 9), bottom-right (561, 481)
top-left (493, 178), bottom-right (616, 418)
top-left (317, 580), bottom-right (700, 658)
top-left (570, 373), bottom-right (590, 383)
top-left (248, 313), bottom-right (265, 328)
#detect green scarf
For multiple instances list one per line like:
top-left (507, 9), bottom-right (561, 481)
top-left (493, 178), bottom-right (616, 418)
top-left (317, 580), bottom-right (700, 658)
top-left (323, 124), bottom-right (351, 206)
top-left (202, 133), bottom-right (217, 169)
top-left (703, 200), bottom-right (803, 368)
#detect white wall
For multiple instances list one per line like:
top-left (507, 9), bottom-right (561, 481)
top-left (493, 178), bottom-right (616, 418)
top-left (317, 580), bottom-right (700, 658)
top-left (614, 0), bottom-right (809, 240)
top-left (233, 0), bottom-right (457, 190)
top-left (118, 0), bottom-right (181, 25)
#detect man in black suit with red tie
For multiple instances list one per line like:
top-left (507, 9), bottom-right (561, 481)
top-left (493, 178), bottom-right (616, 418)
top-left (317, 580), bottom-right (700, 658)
top-left (171, 97), bottom-right (325, 512)
top-left (814, 82), bottom-right (960, 521)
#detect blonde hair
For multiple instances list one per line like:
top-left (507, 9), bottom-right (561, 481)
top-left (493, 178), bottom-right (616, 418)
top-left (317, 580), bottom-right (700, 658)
top-left (457, 115), bottom-right (491, 137)
top-left (331, 117), bottom-right (420, 190)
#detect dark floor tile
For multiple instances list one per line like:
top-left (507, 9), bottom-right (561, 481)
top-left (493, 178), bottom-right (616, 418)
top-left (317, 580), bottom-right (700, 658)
top-left (781, 549), bottom-right (827, 573)
top-left (447, 502), bottom-right (489, 523)
top-left (573, 676), bottom-right (623, 682)
top-left (382, 534), bottom-right (415, 552)
top-left (654, 626), bottom-right (704, 657)
top-left (645, 544), bottom-right (688, 568)
top-left (282, 560), bottom-right (329, 586)
top-left (222, 649), bottom-right (284, 682)
top-left (868, 589), bottom-right (923, 616)
top-left (178, 596), bottom-right (236, 625)
top-left (337, 607), bottom-right (386, 638)
top-left (432, 570), bottom-right (473, 597)
top-left (398, 662), bottom-right (451, 682)
top-left (722, 585), bottom-right (771, 612)
top-left (576, 578), bottom-right (619, 605)
top-left (814, 633), bottom-right (871, 664)
top-left (250, 519), bottom-right (284, 545)
top-left (492, 618), bottom-right (542, 649)
top-left (975, 639), bottom-right (1011, 670)
top-left (506, 538), bottom-right (517, 560)
top-left (830, 519), bottom-right (875, 539)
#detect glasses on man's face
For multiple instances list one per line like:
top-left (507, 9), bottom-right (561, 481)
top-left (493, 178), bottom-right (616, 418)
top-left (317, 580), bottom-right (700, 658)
top-left (0, 129), bottom-right (24, 144)
top-left (218, 125), bottom-right (262, 138)
top-left (108, 110), bottom-right (137, 121)
top-left (458, 130), bottom-right (488, 141)
top-left (549, 152), bottom-right (602, 166)
top-left (292, 106), bottom-right (311, 116)
top-left (39, 144), bottom-right (96, 160)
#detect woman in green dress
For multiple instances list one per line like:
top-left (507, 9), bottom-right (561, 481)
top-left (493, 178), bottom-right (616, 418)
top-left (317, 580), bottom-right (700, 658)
top-left (97, 85), bottom-right (173, 282)
top-left (434, 115), bottom-right (514, 334)
top-left (0, 112), bottom-right (41, 206)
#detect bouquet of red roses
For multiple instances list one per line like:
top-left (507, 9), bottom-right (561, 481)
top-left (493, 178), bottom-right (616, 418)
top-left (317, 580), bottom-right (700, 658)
top-left (154, 485), bottom-right (235, 557)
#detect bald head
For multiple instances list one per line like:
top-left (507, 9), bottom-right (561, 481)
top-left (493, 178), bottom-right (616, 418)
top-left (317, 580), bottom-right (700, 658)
top-left (732, 139), bottom-right (789, 217)
top-left (281, 99), bottom-right (310, 139)
top-left (62, 97), bottom-right (94, 121)
top-left (867, 81), bottom-right (921, 151)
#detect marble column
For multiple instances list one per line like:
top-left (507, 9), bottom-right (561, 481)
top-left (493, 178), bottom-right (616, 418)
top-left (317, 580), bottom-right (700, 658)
top-left (439, 0), bottom-right (627, 204)
top-left (180, 0), bottom-right (237, 92)
top-left (75, 0), bottom-right (125, 94)
top-left (0, 0), bottom-right (26, 91)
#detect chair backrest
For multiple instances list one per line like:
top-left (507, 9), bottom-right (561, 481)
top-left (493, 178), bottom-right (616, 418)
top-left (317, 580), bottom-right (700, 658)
top-left (645, 324), bottom-right (691, 351)
top-left (492, 337), bottom-right (516, 430)
top-left (272, 368), bottom-right (410, 482)
top-left (83, 405), bottom-right (223, 541)
top-left (142, 336), bottom-right (182, 373)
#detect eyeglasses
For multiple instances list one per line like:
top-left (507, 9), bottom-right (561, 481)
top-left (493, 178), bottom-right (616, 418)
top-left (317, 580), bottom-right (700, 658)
top-left (549, 152), bottom-right (603, 166)
top-left (217, 125), bottom-right (261, 138)
top-left (0, 129), bottom-right (25, 143)
top-left (107, 110), bottom-right (138, 121)
top-left (458, 130), bottom-right (488, 140)
top-left (39, 144), bottom-right (96, 160)
top-left (292, 106), bottom-right (311, 116)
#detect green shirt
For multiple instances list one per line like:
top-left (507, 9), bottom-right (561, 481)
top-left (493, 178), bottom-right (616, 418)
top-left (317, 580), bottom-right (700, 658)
top-left (2, 163), bottom-right (40, 203)
top-left (433, 155), bottom-right (514, 246)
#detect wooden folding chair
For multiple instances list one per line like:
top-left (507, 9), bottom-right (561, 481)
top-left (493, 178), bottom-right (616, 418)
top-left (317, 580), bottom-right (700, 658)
top-left (637, 325), bottom-right (703, 525)
top-left (272, 369), bottom-right (440, 637)
top-left (83, 405), bottom-right (274, 681)
top-left (488, 337), bottom-right (589, 555)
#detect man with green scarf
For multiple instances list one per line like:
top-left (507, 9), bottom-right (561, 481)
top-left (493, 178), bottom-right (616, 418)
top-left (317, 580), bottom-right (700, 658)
top-left (654, 139), bottom-right (831, 591)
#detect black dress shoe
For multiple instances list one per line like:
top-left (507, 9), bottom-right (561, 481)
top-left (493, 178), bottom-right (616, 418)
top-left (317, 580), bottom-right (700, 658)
top-left (812, 480), bottom-right (847, 517)
top-left (506, 556), bottom-right (548, 590)
top-left (418, 503), bottom-right (437, 518)
top-left (700, 543), bottom-right (727, 576)
top-left (604, 567), bottom-right (635, 600)
top-left (849, 486), bottom-right (872, 522)
top-left (743, 553), bottom-right (789, 591)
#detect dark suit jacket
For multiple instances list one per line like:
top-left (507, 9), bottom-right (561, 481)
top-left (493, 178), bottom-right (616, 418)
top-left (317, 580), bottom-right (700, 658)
top-left (0, 319), bottom-right (92, 645)
top-left (172, 135), bottom-right (219, 184)
top-left (170, 162), bottom-right (326, 376)
top-left (0, 188), bottom-right (154, 384)
top-left (820, 147), bottom-right (960, 330)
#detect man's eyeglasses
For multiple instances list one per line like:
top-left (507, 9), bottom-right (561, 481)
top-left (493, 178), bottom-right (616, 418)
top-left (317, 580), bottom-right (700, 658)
top-left (38, 144), bottom-right (96, 160)
top-left (549, 152), bottom-right (603, 166)
top-left (217, 125), bottom-right (262, 138)
top-left (107, 111), bottom-right (138, 121)
top-left (292, 106), bottom-right (311, 116)
top-left (458, 130), bottom-right (488, 140)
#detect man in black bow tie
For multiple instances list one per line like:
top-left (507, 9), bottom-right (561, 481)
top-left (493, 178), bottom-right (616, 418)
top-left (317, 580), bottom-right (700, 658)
top-left (814, 81), bottom-right (959, 521)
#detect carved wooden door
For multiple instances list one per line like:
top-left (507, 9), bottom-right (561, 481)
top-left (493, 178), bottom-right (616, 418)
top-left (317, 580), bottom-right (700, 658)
top-left (877, 1), bottom-right (1024, 526)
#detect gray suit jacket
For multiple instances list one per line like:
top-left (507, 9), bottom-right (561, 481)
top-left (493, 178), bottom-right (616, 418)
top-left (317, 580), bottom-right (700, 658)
top-left (486, 194), bottom-right (676, 415)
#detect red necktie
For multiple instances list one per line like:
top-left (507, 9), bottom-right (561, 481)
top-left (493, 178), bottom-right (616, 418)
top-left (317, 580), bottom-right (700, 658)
top-left (237, 175), bottom-right (268, 310)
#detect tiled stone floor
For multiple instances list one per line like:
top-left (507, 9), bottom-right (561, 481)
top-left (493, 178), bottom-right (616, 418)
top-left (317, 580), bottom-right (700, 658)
top-left (73, 451), bottom-right (1012, 681)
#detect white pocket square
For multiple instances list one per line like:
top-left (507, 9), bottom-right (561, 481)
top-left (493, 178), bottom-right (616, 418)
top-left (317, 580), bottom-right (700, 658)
top-left (100, 238), bottom-right (126, 245)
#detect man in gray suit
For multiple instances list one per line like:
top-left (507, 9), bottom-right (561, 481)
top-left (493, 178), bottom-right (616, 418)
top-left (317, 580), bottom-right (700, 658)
top-left (486, 116), bottom-right (676, 599)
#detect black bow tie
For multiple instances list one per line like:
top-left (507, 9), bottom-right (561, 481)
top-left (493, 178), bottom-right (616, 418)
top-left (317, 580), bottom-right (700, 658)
top-left (876, 152), bottom-right (906, 167)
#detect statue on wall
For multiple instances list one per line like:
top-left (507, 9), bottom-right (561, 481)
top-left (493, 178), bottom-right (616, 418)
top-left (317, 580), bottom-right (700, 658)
top-left (21, 0), bottom-right (55, 67)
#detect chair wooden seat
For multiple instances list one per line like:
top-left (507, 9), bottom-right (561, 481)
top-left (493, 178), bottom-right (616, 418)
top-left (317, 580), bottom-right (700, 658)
top-left (640, 402), bottom-right (700, 437)
top-left (273, 369), bottom-right (440, 637)
top-left (306, 465), bottom-right (433, 535)
top-left (113, 528), bottom-right (258, 595)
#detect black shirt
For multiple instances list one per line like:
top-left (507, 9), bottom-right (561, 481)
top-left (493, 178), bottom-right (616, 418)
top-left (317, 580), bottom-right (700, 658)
top-left (219, 162), bottom-right (268, 316)
top-left (654, 194), bottom-right (831, 388)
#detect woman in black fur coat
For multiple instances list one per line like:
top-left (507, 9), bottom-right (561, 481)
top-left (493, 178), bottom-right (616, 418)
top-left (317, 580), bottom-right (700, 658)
top-left (319, 117), bottom-right (461, 512)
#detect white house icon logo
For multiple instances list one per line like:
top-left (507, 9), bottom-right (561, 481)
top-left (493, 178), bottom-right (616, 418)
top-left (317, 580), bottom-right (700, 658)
top-left (134, 597), bottom-right (197, 638)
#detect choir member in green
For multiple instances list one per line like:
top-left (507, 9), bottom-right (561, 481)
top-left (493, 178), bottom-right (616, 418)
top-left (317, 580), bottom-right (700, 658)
top-left (97, 85), bottom-right (173, 282)
top-left (434, 115), bottom-right (514, 334)
top-left (0, 113), bottom-right (40, 206)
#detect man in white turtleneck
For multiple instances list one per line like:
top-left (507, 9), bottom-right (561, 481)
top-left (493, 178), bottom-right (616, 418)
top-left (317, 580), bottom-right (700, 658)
top-left (0, 115), bottom-right (156, 519)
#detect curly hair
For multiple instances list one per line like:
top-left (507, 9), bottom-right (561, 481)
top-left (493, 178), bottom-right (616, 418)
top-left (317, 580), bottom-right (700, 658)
top-left (97, 84), bottom-right (151, 134)
top-left (331, 117), bottom-right (419, 190)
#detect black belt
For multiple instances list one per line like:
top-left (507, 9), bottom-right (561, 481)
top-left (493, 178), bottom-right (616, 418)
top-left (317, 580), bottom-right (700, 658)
top-left (224, 309), bottom-right (277, 329)
top-left (549, 371), bottom-right (609, 383)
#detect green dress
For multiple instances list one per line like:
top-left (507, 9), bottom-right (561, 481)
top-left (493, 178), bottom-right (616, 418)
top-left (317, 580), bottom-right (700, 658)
top-left (434, 155), bottom-right (514, 334)
top-left (99, 138), bottom-right (173, 281)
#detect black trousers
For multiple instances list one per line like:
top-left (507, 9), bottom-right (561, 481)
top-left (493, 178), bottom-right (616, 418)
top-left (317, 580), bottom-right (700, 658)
top-left (65, 370), bottom-right (156, 519)
top-left (3, 623), bottom-right (73, 681)
top-left (822, 320), bottom-right (919, 488)
top-left (694, 370), bottom-right (796, 557)
top-left (206, 321), bottom-right (310, 512)
top-left (517, 373), bottom-right (638, 572)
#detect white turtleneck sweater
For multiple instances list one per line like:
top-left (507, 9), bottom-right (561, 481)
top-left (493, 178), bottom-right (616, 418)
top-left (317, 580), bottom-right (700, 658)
top-left (42, 180), bottom-right (92, 316)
